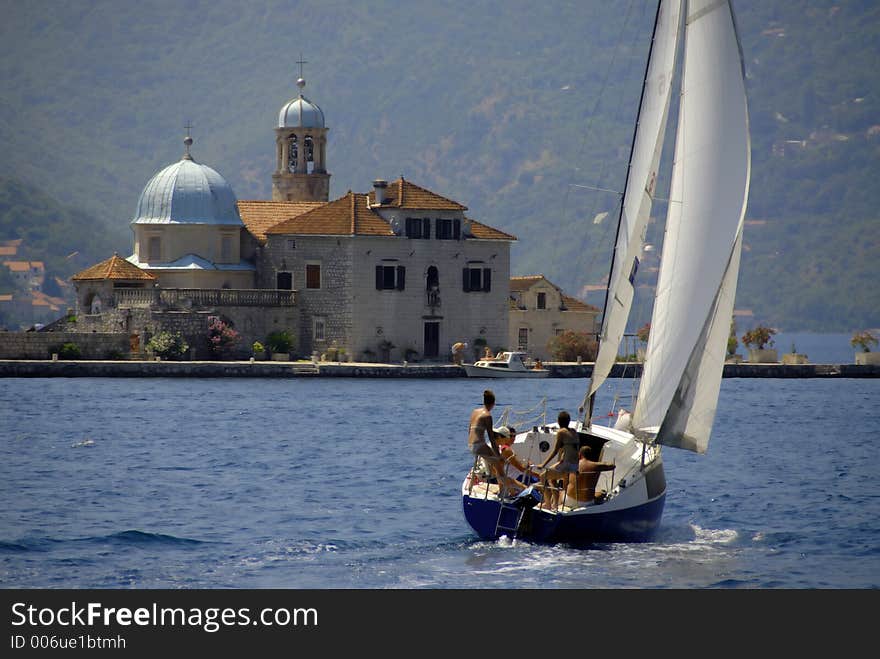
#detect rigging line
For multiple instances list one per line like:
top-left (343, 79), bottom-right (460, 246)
top-left (568, 183), bottom-right (623, 196)
top-left (558, 0), bottom-right (641, 254)
top-left (585, 0), bottom-right (665, 428)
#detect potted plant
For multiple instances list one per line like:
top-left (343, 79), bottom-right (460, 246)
top-left (741, 325), bottom-right (777, 363)
top-left (207, 316), bottom-right (240, 360)
top-left (782, 341), bottom-right (809, 365)
top-left (851, 330), bottom-right (880, 365)
top-left (378, 339), bottom-right (395, 363)
top-left (725, 321), bottom-right (742, 363)
top-left (266, 330), bottom-right (294, 361)
top-left (146, 331), bottom-right (189, 361)
top-left (252, 341), bottom-right (266, 360)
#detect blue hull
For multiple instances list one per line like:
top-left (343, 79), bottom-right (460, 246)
top-left (462, 491), bottom-right (666, 544)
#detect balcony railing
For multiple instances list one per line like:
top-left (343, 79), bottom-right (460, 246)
top-left (115, 288), bottom-right (297, 308)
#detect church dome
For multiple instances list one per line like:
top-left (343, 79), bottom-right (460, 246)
top-left (278, 78), bottom-right (325, 128)
top-left (131, 139), bottom-right (243, 226)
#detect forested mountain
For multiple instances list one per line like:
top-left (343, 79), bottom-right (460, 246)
top-left (0, 0), bottom-right (877, 331)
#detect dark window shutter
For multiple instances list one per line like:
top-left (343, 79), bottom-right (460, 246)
top-left (376, 265), bottom-right (383, 290)
top-left (396, 266), bottom-right (406, 290)
top-left (483, 268), bottom-right (492, 292)
top-left (423, 218), bottom-right (431, 239)
top-left (405, 217), bottom-right (412, 238)
top-left (462, 268), bottom-right (470, 292)
top-left (436, 219), bottom-right (442, 239)
top-left (453, 219), bottom-right (461, 240)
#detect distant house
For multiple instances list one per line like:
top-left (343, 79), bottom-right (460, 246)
top-left (508, 275), bottom-right (600, 361)
top-left (2, 260), bottom-right (44, 290)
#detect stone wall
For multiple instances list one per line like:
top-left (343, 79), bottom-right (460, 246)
top-left (261, 226), bottom-right (511, 362)
top-left (0, 331), bottom-right (130, 360)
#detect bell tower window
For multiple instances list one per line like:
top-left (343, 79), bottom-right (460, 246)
top-left (305, 135), bottom-right (315, 173)
top-left (287, 135), bottom-right (298, 172)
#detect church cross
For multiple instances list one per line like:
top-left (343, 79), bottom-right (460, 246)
top-left (296, 55), bottom-right (308, 79)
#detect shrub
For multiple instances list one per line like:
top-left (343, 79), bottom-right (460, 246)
top-left (266, 330), bottom-right (294, 354)
top-left (146, 331), bottom-right (189, 360)
top-left (547, 330), bottom-right (598, 361)
top-left (636, 322), bottom-right (650, 344)
top-left (741, 325), bottom-right (776, 350)
top-left (207, 316), bottom-right (239, 358)
top-left (252, 341), bottom-right (265, 353)
top-left (50, 342), bottom-right (81, 359)
top-left (851, 330), bottom-right (878, 353)
top-left (727, 321), bottom-right (738, 357)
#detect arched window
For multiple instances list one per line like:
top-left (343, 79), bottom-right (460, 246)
top-left (426, 266), bottom-right (440, 307)
top-left (287, 135), bottom-right (298, 172)
top-left (426, 266), bottom-right (439, 291)
top-left (304, 136), bottom-right (314, 173)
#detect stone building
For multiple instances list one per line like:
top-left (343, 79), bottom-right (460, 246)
top-left (508, 275), bottom-right (600, 361)
top-left (63, 73), bottom-right (514, 361)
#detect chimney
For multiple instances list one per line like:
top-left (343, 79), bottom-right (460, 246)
top-left (373, 179), bottom-right (388, 205)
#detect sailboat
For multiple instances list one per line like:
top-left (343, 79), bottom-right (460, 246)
top-left (461, 0), bottom-right (751, 543)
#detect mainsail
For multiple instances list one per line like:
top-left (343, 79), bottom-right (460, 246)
top-left (588, 0), bottom-right (683, 400)
top-left (632, 0), bottom-right (751, 453)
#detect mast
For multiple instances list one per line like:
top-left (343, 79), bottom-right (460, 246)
top-left (584, 0), bottom-right (664, 427)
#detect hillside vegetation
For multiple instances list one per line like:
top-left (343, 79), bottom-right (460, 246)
top-left (0, 0), bottom-right (877, 331)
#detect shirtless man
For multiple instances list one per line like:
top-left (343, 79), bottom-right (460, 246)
top-left (468, 390), bottom-right (525, 496)
top-left (564, 446), bottom-right (616, 506)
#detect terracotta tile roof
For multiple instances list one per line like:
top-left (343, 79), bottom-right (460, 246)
top-left (561, 294), bottom-right (599, 312)
top-left (3, 260), bottom-right (33, 272)
top-left (510, 275), bottom-right (546, 292)
top-left (369, 177), bottom-right (468, 211)
top-left (267, 191), bottom-right (394, 237)
top-left (467, 218), bottom-right (516, 241)
top-left (236, 200), bottom-right (325, 242)
top-left (0, 246), bottom-right (17, 256)
top-left (71, 254), bottom-right (156, 281)
top-left (0, 294), bottom-right (12, 302)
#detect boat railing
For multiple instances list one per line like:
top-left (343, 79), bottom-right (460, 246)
top-left (498, 397), bottom-right (547, 432)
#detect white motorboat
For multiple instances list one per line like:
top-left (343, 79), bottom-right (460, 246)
top-left (462, 351), bottom-right (550, 378)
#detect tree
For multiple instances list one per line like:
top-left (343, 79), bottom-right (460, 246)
top-left (741, 325), bottom-right (776, 350)
top-left (547, 330), bottom-right (598, 362)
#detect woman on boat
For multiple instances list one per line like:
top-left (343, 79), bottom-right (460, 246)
top-left (468, 390), bottom-right (525, 496)
top-left (536, 410), bottom-right (580, 510)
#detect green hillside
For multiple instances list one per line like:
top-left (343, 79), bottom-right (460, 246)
top-left (0, 0), bottom-right (877, 331)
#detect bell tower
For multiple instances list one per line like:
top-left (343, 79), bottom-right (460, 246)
top-left (272, 59), bottom-right (330, 202)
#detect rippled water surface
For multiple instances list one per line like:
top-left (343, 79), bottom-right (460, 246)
top-left (1, 374), bottom-right (877, 588)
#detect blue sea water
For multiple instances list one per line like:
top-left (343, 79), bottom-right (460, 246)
top-left (0, 372), bottom-right (877, 589)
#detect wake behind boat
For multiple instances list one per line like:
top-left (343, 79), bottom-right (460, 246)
top-left (463, 351), bottom-right (549, 378)
top-left (461, 0), bottom-right (750, 544)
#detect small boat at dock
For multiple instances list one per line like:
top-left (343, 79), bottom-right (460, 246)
top-left (463, 351), bottom-right (549, 378)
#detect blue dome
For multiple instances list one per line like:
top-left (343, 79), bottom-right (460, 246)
top-left (131, 157), bottom-right (243, 226)
top-left (278, 94), bottom-right (325, 128)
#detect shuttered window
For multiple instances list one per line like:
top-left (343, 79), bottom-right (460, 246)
top-left (462, 267), bottom-right (492, 292)
top-left (375, 265), bottom-right (406, 290)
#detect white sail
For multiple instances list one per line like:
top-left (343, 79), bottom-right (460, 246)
top-left (588, 0), bottom-right (683, 399)
top-left (632, 0), bottom-right (751, 453)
